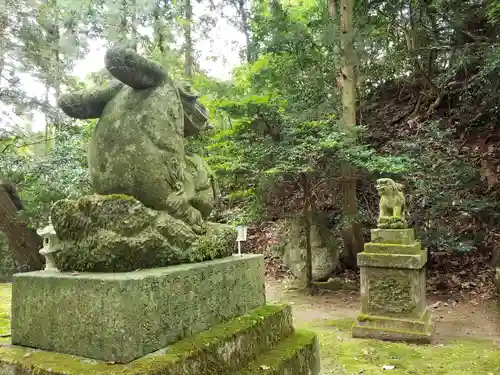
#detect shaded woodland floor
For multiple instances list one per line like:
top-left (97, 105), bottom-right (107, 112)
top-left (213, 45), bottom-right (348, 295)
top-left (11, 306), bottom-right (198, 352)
top-left (266, 279), bottom-right (500, 343)
top-left (1, 281), bottom-right (500, 373)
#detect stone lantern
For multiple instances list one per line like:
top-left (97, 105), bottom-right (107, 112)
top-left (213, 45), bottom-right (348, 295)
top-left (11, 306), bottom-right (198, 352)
top-left (36, 217), bottom-right (59, 272)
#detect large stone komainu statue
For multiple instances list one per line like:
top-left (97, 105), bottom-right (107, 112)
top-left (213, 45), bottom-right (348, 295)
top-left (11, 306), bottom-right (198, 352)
top-left (51, 47), bottom-right (235, 272)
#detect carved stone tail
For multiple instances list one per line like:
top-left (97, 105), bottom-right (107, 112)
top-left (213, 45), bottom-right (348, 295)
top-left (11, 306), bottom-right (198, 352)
top-left (104, 47), bottom-right (167, 90)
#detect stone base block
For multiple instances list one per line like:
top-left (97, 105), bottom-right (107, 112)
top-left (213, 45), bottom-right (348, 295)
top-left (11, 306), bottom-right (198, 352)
top-left (0, 304), bottom-right (320, 375)
top-left (11, 254), bottom-right (266, 363)
top-left (358, 250), bottom-right (427, 269)
top-left (352, 309), bottom-right (433, 344)
top-left (370, 228), bottom-right (415, 245)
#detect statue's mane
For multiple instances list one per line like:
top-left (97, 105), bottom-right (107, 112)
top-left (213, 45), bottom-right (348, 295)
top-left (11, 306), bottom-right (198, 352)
top-left (393, 182), bottom-right (404, 192)
top-left (378, 178), bottom-right (404, 195)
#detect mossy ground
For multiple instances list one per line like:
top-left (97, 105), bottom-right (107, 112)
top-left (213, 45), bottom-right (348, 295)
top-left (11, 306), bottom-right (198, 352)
top-left (309, 317), bottom-right (500, 374)
top-left (267, 280), bottom-right (500, 374)
top-left (0, 283), bottom-right (10, 340)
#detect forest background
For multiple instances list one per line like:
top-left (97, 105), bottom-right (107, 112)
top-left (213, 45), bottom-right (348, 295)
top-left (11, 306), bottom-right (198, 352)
top-left (1, 0), bottom-right (500, 299)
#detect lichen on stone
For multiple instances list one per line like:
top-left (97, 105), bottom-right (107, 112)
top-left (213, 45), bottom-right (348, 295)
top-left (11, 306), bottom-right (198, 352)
top-left (3, 303), bottom-right (311, 374)
top-left (375, 178), bottom-right (409, 229)
top-left (51, 194), bottom-right (236, 272)
top-left (368, 276), bottom-right (414, 314)
top-left (52, 47), bottom-right (234, 272)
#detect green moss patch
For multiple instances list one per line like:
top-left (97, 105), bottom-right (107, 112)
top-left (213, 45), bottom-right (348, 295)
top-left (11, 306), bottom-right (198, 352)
top-left (1, 304), bottom-right (296, 375)
top-left (51, 194), bottom-right (237, 272)
top-left (315, 318), bottom-right (500, 374)
top-left (364, 242), bottom-right (422, 255)
top-left (324, 318), bottom-right (356, 331)
top-left (240, 330), bottom-right (320, 375)
top-left (0, 283), bottom-right (10, 337)
top-left (357, 251), bottom-right (427, 269)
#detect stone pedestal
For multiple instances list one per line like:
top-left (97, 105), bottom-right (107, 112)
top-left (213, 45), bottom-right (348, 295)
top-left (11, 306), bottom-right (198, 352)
top-left (11, 255), bottom-right (266, 363)
top-left (5, 254), bottom-right (321, 375)
top-left (352, 229), bottom-right (434, 343)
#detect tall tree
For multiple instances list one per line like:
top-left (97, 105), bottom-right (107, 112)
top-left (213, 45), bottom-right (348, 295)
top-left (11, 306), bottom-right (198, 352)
top-left (335, 0), bottom-right (363, 267)
top-left (0, 183), bottom-right (44, 272)
top-left (233, 0), bottom-right (252, 63)
top-left (184, 0), bottom-right (194, 77)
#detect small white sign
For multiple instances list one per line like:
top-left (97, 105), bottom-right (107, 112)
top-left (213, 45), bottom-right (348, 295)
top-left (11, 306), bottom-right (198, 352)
top-left (235, 226), bottom-right (248, 256)
top-left (236, 226), bottom-right (248, 242)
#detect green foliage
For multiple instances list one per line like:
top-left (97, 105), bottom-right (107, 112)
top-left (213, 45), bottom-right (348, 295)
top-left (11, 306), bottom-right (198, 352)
top-left (0, 125), bottom-right (91, 229)
top-left (200, 0), bottom-right (416, 226)
top-left (372, 119), bottom-right (497, 252)
top-left (1, 0), bottom-right (498, 259)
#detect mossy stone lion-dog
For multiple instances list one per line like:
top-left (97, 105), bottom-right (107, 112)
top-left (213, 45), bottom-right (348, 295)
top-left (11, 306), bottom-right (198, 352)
top-left (375, 178), bottom-right (409, 229)
top-left (51, 47), bottom-right (237, 272)
top-left (58, 47), bottom-right (214, 235)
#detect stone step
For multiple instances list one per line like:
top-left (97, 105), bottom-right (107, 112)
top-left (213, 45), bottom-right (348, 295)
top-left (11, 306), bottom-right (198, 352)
top-left (240, 330), bottom-right (320, 375)
top-left (0, 304), bottom-right (296, 375)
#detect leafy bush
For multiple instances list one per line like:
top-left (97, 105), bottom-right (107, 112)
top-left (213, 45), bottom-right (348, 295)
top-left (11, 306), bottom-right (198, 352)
top-left (0, 125), bottom-right (91, 229)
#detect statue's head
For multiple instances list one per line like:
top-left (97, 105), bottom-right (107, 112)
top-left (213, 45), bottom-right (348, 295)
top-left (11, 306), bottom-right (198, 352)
top-left (177, 82), bottom-right (212, 136)
top-left (57, 47), bottom-right (210, 137)
top-left (376, 178), bottom-right (403, 195)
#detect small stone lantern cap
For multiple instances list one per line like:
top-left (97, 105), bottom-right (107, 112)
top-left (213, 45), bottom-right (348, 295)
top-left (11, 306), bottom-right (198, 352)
top-left (37, 217), bottom-right (55, 238)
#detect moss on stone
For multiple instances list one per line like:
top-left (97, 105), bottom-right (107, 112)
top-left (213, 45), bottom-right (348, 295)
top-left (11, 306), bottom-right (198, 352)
top-left (50, 194), bottom-right (236, 272)
top-left (370, 229), bottom-right (415, 245)
top-left (240, 330), bottom-right (320, 375)
top-left (99, 193), bottom-right (137, 201)
top-left (2, 304), bottom-right (309, 375)
top-left (353, 308), bottom-right (433, 344)
top-left (364, 242), bottom-right (422, 255)
top-left (191, 225), bottom-right (236, 262)
top-left (355, 310), bottom-right (431, 332)
top-left (352, 324), bottom-right (433, 344)
top-left (368, 276), bottom-right (414, 314)
top-left (0, 283), bottom-right (10, 337)
top-left (12, 255), bottom-right (265, 363)
top-left (357, 251), bottom-right (427, 269)
top-left (55, 47), bottom-right (221, 272)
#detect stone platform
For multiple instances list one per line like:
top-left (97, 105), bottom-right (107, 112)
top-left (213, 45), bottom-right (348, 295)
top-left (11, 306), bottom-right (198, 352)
top-left (352, 229), bottom-right (433, 343)
top-left (0, 304), bottom-right (320, 375)
top-left (11, 255), bottom-right (266, 363)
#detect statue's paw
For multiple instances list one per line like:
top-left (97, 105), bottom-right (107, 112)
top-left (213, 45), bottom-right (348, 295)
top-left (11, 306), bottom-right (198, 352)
top-left (192, 223), bottom-right (206, 235)
top-left (187, 208), bottom-right (206, 235)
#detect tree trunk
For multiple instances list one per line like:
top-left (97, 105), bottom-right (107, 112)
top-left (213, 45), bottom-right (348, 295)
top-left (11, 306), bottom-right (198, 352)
top-left (237, 0), bottom-right (252, 63)
top-left (0, 0), bottom-right (8, 81)
top-left (130, 0), bottom-right (138, 51)
top-left (119, 0), bottom-right (134, 49)
top-left (184, 0), bottom-right (193, 78)
top-left (299, 173), bottom-right (313, 294)
top-left (0, 185), bottom-right (44, 272)
top-left (153, 0), bottom-right (165, 53)
top-left (338, 0), bottom-right (363, 267)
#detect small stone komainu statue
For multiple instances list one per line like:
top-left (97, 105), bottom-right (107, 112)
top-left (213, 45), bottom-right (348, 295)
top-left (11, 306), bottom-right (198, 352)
top-left (375, 178), bottom-right (409, 229)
